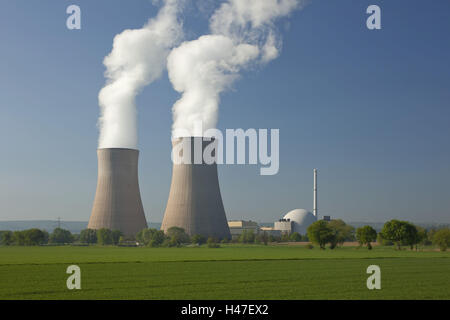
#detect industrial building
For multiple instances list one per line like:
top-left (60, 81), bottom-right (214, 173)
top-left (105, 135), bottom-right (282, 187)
top-left (88, 148), bottom-right (148, 237)
top-left (273, 169), bottom-right (319, 235)
top-left (161, 137), bottom-right (231, 239)
top-left (228, 220), bottom-right (259, 237)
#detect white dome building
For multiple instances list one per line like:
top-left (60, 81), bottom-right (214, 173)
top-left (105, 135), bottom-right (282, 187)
top-left (283, 209), bottom-right (317, 235)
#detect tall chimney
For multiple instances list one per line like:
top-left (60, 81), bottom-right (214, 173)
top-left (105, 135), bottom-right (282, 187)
top-left (161, 137), bottom-right (231, 239)
top-left (313, 168), bottom-right (318, 217)
top-left (88, 148), bottom-right (148, 237)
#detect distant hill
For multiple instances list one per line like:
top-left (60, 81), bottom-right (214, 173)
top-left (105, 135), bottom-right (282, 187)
top-left (0, 221), bottom-right (162, 234)
top-left (0, 220), bottom-right (447, 234)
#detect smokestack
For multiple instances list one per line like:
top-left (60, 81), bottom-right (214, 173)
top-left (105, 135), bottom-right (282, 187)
top-left (88, 148), bottom-right (148, 237)
top-left (161, 137), bottom-right (231, 239)
top-left (313, 168), bottom-right (318, 217)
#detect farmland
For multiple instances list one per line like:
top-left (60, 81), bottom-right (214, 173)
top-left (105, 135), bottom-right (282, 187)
top-left (0, 245), bottom-right (448, 299)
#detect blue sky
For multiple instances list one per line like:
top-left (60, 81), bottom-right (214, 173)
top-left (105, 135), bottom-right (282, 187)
top-left (0, 0), bottom-right (449, 223)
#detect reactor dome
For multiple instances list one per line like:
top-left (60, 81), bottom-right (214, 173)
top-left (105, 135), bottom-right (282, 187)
top-left (283, 209), bottom-right (317, 235)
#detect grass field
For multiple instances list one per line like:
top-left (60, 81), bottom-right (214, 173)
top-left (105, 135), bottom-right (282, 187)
top-left (0, 245), bottom-right (448, 299)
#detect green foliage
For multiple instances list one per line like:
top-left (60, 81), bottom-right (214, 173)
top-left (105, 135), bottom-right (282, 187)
top-left (0, 231), bottom-right (13, 246)
top-left (328, 219), bottom-right (355, 247)
top-left (79, 229), bottom-right (97, 244)
top-left (12, 229), bottom-right (48, 246)
top-left (97, 228), bottom-right (113, 245)
top-left (256, 232), bottom-right (269, 245)
top-left (289, 232), bottom-right (301, 242)
top-left (377, 232), bottom-right (393, 246)
top-left (191, 234), bottom-right (206, 245)
top-left (238, 230), bottom-right (256, 244)
top-left (49, 228), bottom-right (73, 244)
top-left (281, 232), bottom-right (290, 242)
top-left (111, 230), bottom-right (123, 245)
top-left (166, 227), bottom-right (190, 246)
top-left (136, 228), bottom-right (166, 247)
top-left (433, 228), bottom-right (450, 252)
top-left (381, 220), bottom-right (420, 250)
top-left (356, 226), bottom-right (377, 249)
top-left (207, 237), bottom-right (220, 248)
top-left (307, 220), bottom-right (334, 249)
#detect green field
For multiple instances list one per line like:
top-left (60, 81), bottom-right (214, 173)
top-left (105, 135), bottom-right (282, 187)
top-left (0, 245), bottom-right (448, 299)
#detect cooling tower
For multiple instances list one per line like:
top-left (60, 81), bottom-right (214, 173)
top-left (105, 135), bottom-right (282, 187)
top-left (161, 137), bottom-right (231, 239)
top-left (88, 148), bottom-right (147, 237)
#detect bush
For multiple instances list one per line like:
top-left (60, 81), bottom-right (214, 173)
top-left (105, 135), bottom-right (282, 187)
top-left (111, 230), bottom-right (123, 245)
top-left (0, 231), bottom-right (13, 246)
top-left (97, 228), bottom-right (113, 245)
top-left (79, 229), bottom-right (97, 244)
top-left (433, 228), bottom-right (450, 252)
top-left (289, 232), bottom-right (301, 242)
top-left (207, 237), bottom-right (220, 248)
top-left (136, 228), bottom-right (166, 247)
top-left (49, 228), bottom-right (73, 244)
top-left (167, 227), bottom-right (190, 246)
top-left (191, 234), bottom-right (206, 245)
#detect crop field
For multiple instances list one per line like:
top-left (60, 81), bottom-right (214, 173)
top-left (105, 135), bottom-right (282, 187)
top-left (0, 245), bottom-right (448, 299)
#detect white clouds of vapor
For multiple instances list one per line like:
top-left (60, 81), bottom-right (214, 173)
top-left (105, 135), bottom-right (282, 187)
top-left (168, 0), bottom-right (303, 137)
top-left (98, 0), bottom-right (183, 149)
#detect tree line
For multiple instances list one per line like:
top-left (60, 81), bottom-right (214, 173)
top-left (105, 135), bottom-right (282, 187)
top-left (306, 219), bottom-right (450, 251)
top-left (1, 220), bottom-right (449, 251)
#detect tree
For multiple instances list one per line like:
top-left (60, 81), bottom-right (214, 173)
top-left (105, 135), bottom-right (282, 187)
top-left (97, 228), bottom-right (113, 245)
top-left (191, 234), bottom-right (206, 245)
top-left (256, 232), bottom-right (269, 245)
top-left (167, 227), bottom-right (190, 246)
top-left (433, 228), bottom-right (450, 252)
top-left (15, 229), bottom-right (47, 246)
top-left (49, 228), bottom-right (73, 244)
top-left (0, 231), bottom-right (13, 246)
top-left (400, 222), bottom-right (419, 250)
top-left (328, 219), bottom-right (355, 247)
top-left (381, 220), bottom-right (418, 250)
top-left (356, 226), bottom-right (377, 249)
top-left (289, 232), bottom-right (301, 242)
top-left (238, 230), bottom-right (256, 244)
top-left (307, 221), bottom-right (335, 249)
top-left (207, 237), bottom-right (220, 248)
top-left (111, 230), bottom-right (123, 245)
top-left (281, 232), bottom-right (290, 242)
top-left (79, 229), bottom-right (97, 244)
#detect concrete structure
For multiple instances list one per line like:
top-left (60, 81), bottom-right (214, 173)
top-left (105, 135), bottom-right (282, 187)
top-left (88, 148), bottom-right (148, 237)
top-left (161, 137), bottom-right (231, 239)
top-left (228, 220), bottom-right (259, 237)
top-left (283, 209), bottom-right (317, 235)
top-left (259, 227), bottom-right (282, 237)
top-left (274, 219), bottom-right (294, 234)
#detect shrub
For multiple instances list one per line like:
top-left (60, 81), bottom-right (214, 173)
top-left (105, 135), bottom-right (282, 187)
top-left (207, 237), bottom-right (220, 248)
top-left (433, 228), bottom-right (450, 252)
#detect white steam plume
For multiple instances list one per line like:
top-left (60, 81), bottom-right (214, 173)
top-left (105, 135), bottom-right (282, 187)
top-left (168, 0), bottom-right (303, 137)
top-left (98, 0), bottom-right (183, 149)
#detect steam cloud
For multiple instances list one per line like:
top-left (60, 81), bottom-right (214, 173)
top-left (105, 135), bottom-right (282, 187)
top-left (168, 0), bottom-right (302, 137)
top-left (98, 0), bottom-right (183, 149)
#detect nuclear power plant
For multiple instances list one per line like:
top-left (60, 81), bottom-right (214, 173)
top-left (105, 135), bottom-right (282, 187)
top-left (161, 137), bottom-right (231, 239)
top-left (88, 148), bottom-right (148, 236)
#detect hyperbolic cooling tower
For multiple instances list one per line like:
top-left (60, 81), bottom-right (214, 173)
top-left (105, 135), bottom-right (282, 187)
top-left (161, 137), bottom-right (231, 239)
top-left (88, 148), bottom-right (148, 236)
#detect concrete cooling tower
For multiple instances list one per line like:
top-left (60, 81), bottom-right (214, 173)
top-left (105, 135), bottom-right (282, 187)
top-left (88, 148), bottom-right (148, 237)
top-left (161, 137), bottom-right (231, 239)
